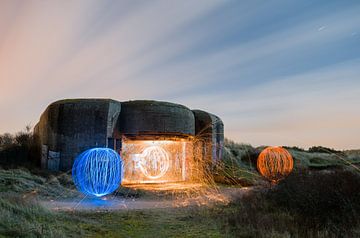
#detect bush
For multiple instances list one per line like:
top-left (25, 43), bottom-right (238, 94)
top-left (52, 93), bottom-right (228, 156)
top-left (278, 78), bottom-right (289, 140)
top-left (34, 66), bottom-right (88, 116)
top-left (0, 133), bottom-right (15, 149)
top-left (283, 146), bottom-right (306, 152)
top-left (219, 169), bottom-right (360, 237)
top-left (308, 146), bottom-right (342, 154)
top-left (268, 169), bottom-right (360, 234)
top-left (215, 139), bottom-right (260, 186)
top-left (0, 125), bottom-right (39, 168)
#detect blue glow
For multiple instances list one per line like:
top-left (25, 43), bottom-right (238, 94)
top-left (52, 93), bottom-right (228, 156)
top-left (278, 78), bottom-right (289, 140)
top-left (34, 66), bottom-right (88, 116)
top-left (72, 148), bottom-right (123, 197)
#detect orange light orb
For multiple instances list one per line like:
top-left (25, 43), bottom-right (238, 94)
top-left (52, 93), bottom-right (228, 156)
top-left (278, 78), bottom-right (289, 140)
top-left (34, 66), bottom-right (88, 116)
top-left (257, 146), bottom-right (293, 183)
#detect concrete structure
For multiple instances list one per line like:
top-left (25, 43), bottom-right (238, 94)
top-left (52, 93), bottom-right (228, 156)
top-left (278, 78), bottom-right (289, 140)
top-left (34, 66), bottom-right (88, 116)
top-left (34, 99), bottom-right (224, 174)
top-left (193, 110), bottom-right (224, 166)
top-left (34, 99), bottom-right (121, 171)
top-left (117, 100), bottom-right (195, 139)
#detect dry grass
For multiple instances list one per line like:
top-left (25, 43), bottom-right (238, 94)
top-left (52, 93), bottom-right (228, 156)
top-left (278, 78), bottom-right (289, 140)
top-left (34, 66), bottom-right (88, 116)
top-left (1, 133), bottom-right (360, 237)
top-left (218, 169), bottom-right (360, 237)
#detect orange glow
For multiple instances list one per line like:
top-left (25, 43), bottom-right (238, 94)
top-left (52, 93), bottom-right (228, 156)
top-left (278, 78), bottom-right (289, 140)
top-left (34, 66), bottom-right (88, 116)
top-left (124, 182), bottom-right (203, 191)
top-left (119, 137), bottom-right (229, 207)
top-left (257, 146), bottom-right (294, 183)
top-left (121, 138), bottom-right (196, 184)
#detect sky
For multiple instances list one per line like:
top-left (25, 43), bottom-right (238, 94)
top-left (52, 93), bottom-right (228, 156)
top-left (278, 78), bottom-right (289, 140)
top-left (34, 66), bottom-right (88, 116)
top-left (0, 0), bottom-right (359, 149)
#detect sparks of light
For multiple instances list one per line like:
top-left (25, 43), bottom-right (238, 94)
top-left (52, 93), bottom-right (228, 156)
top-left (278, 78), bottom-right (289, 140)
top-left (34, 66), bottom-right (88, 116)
top-left (122, 139), bottom-right (190, 184)
top-left (72, 148), bottom-right (123, 197)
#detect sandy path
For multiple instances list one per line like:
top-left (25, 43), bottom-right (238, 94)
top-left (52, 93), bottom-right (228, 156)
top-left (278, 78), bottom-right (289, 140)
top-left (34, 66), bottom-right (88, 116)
top-left (41, 197), bottom-right (176, 211)
top-left (40, 187), bottom-right (253, 211)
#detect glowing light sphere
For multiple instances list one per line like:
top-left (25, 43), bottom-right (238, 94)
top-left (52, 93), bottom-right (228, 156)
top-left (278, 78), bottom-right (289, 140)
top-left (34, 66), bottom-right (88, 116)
top-left (257, 146), bottom-right (294, 183)
top-left (137, 146), bottom-right (170, 179)
top-left (72, 148), bottom-right (123, 197)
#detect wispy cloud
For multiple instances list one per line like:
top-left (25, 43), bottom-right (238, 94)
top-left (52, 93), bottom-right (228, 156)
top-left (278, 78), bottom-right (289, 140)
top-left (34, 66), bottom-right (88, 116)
top-left (0, 0), bottom-right (359, 149)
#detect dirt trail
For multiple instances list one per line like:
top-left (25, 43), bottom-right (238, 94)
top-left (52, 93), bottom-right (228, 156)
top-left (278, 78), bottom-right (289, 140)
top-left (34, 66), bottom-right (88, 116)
top-left (40, 187), bottom-right (253, 211)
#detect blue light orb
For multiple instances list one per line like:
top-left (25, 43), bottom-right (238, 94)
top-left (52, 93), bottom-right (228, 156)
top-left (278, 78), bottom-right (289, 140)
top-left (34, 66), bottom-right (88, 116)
top-left (72, 148), bottom-right (123, 197)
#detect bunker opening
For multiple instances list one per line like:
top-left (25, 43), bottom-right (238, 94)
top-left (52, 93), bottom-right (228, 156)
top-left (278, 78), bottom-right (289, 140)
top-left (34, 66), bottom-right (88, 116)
top-left (121, 136), bottom-right (195, 184)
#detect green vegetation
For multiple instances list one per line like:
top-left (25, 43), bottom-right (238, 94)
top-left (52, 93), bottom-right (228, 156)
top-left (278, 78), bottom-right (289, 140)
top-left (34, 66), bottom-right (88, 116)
top-left (1, 131), bottom-right (360, 237)
top-left (0, 194), bottom-right (77, 237)
top-left (0, 126), bottom-right (38, 168)
top-left (1, 168), bottom-right (359, 237)
top-left (216, 140), bottom-right (261, 186)
top-left (0, 192), bottom-right (226, 237)
top-left (0, 168), bottom-right (78, 199)
top-left (217, 139), bottom-right (360, 186)
top-left (222, 169), bottom-right (360, 237)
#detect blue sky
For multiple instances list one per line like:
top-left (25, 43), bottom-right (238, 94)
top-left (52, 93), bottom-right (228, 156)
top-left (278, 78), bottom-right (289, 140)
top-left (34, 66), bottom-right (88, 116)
top-left (0, 0), bottom-right (359, 149)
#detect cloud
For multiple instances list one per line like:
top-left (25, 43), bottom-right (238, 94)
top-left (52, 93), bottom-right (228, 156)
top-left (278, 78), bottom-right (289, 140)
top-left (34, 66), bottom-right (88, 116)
top-left (0, 0), bottom-right (359, 149)
top-left (176, 60), bottom-right (360, 149)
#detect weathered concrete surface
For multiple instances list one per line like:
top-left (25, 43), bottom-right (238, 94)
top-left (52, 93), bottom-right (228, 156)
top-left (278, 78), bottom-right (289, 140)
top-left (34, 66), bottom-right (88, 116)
top-left (34, 99), bottom-right (223, 172)
top-left (34, 99), bottom-right (121, 171)
top-left (118, 100), bottom-right (195, 138)
top-left (192, 110), bottom-right (224, 164)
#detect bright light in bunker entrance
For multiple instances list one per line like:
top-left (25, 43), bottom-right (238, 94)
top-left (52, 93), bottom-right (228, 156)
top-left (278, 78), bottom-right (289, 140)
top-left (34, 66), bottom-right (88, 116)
top-left (121, 139), bottom-right (193, 184)
top-left (132, 145), bottom-right (170, 179)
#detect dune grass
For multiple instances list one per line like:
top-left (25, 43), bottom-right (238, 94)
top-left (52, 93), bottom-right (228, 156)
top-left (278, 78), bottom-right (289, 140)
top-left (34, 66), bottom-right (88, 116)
top-left (218, 139), bottom-right (360, 186)
top-left (1, 167), bottom-right (360, 237)
top-left (0, 168), bottom-right (78, 199)
top-left (0, 194), bottom-right (80, 237)
top-left (1, 139), bottom-right (360, 237)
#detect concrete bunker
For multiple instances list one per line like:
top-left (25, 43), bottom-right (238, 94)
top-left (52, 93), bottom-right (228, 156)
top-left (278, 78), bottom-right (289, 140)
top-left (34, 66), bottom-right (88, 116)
top-left (34, 99), bottom-right (224, 185)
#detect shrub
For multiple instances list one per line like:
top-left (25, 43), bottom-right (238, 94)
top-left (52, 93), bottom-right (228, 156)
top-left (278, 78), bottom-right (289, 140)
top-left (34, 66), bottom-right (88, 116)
top-left (308, 146), bottom-right (342, 154)
top-left (215, 139), bottom-right (260, 186)
top-left (0, 133), bottom-right (15, 149)
top-left (267, 169), bottom-right (360, 236)
top-left (219, 169), bottom-right (360, 237)
top-left (0, 125), bottom-right (39, 168)
top-left (283, 146), bottom-right (306, 152)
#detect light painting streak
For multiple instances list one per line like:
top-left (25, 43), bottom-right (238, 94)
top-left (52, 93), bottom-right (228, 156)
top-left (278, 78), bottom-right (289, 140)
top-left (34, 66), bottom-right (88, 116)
top-left (72, 148), bottom-right (123, 197)
top-left (122, 139), bottom-right (191, 184)
top-left (133, 145), bottom-right (170, 180)
top-left (257, 146), bottom-right (293, 183)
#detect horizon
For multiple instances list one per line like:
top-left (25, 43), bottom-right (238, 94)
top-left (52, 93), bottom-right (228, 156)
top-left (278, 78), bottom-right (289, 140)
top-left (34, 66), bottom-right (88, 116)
top-left (1, 1), bottom-right (360, 150)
